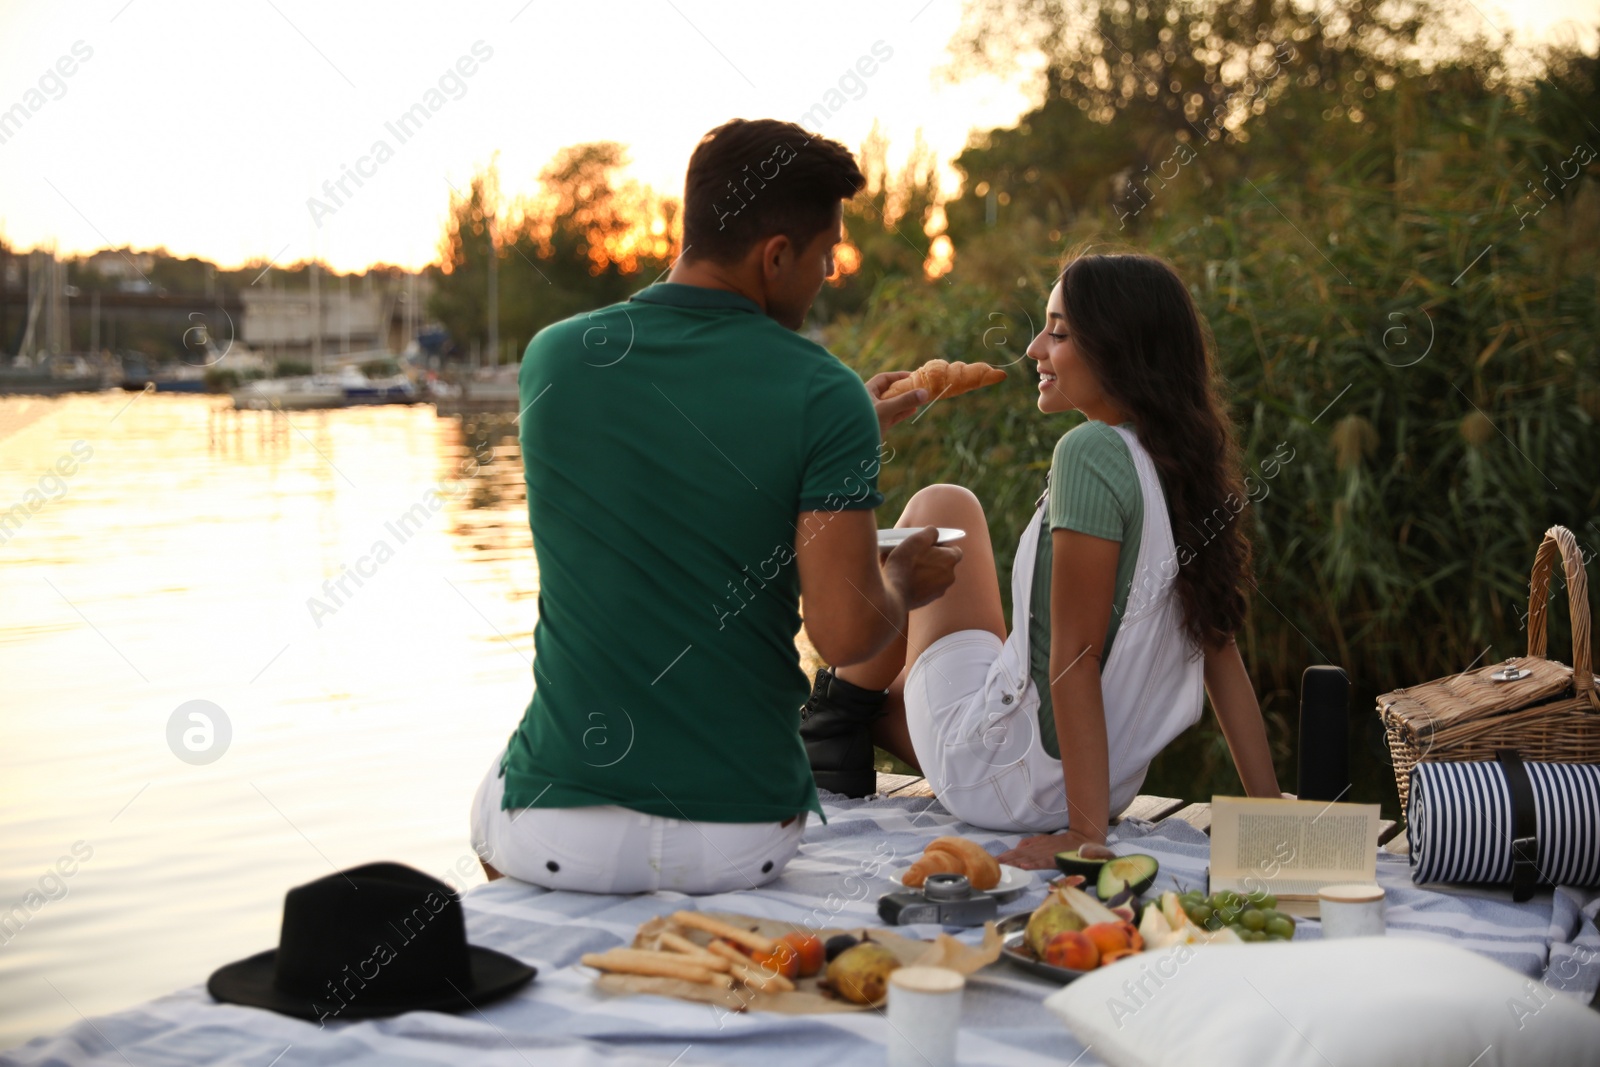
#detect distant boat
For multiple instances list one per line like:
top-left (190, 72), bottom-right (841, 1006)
top-left (231, 375), bottom-right (346, 410)
top-left (231, 366), bottom-right (418, 410)
top-left (339, 366), bottom-right (417, 405)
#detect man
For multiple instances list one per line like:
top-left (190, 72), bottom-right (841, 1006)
top-left (470, 118), bottom-right (960, 895)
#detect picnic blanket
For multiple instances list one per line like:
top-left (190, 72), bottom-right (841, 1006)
top-left (5, 792), bottom-right (1598, 1066)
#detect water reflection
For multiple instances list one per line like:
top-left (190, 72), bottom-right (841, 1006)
top-left (0, 394), bottom-right (536, 1050)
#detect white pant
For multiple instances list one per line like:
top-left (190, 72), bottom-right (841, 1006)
top-left (469, 750), bottom-right (807, 895)
top-left (903, 628), bottom-right (1073, 833)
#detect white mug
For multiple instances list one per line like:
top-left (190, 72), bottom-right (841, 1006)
top-left (1318, 883), bottom-right (1386, 938)
top-left (886, 966), bottom-right (964, 1067)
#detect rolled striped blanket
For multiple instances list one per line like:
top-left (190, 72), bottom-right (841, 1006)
top-left (1409, 759), bottom-right (1600, 887)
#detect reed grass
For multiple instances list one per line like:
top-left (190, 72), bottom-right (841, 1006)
top-left (829, 119), bottom-right (1599, 815)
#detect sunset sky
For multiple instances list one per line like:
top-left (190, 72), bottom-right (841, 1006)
top-left (1, 0), bottom-right (1592, 274)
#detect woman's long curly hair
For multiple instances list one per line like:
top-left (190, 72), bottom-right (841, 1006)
top-left (1056, 252), bottom-right (1252, 650)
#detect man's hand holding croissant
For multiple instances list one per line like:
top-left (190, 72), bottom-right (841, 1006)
top-left (866, 360), bottom-right (1007, 439)
top-left (865, 371), bottom-right (926, 438)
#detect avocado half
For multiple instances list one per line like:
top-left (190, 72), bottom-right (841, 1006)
top-left (1054, 849), bottom-right (1110, 879)
top-left (1095, 854), bottom-right (1160, 900)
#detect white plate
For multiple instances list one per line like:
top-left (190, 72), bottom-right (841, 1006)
top-left (892, 863), bottom-right (1035, 898)
top-left (877, 527), bottom-right (966, 551)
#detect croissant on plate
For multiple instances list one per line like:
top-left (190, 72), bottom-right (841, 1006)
top-left (882, 359), bottom-right (1006, 402)
top-left (901, 835), bottom-right (1002, 891)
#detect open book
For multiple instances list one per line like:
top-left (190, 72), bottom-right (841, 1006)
top-left (1208, 796), bottom-right (1381, 916)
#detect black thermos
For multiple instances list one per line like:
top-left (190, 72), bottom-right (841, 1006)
top-left (1296, 665), bottom-right (1350, 802)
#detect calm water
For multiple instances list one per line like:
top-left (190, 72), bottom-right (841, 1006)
top-left (0, 393), bottom-right (537, 1049)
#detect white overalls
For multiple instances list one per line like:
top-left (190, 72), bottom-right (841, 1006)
top-left (901, 424), bottom-right (1207, 833)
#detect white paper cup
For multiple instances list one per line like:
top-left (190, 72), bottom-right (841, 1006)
top-left (886, 966), bottom-right (965, 1067)
top-left (1317, 883), bottom-right (1386, 938)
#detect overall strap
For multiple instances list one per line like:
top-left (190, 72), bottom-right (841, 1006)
top-left (995, 478), bottom-right (1050, 695)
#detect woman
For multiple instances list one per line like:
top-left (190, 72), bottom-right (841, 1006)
top-left (801, 252), bottom-right (1282, 867)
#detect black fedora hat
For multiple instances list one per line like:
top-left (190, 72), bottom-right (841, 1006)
top-left (209, 861), bottom-right (534, 1023)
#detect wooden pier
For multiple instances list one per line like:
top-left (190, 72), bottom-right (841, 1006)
top-left (873, 771), bottom-right (1404, 850)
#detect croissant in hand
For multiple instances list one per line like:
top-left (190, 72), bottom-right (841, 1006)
top-left (901, 835), bottom-right (1002, 891)
top-left (882, 359), bottom-right (1006, 402)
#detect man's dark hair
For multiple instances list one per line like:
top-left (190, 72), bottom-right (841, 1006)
top-left (681, 119), bottom-right (865, 264)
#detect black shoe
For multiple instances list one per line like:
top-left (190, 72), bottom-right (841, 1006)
top-left (799, 667), bottom-right (887, 798)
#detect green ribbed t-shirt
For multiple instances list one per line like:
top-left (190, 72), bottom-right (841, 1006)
top-left (1028, 420), bottom-right (1143, 760)
top-left (500, 283), bottom-right (884, 824)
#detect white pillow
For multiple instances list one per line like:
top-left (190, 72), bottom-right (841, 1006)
top-left (1043, 937), bottom-right (1600, 1067)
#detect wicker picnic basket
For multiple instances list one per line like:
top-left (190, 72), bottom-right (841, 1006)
top-left (1378, 525), bottom-right (1600, 811)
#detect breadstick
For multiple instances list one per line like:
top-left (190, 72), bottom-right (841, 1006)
top-left (728, 960), bottom-right (796, 994)
top-left (705, 939), bottom-right (750, 964)
top-left (658, 930), bottom-right (721, 961)
top-left (671, 911), bottom-right (776, 955)
top-left (706, 939), bottom-right (796, 993)
top-left (597, 947), bottom-right (730, 973)
top-left (581, 950), bottom-right (733, 986)
top-left (582, 951), bottom-right (719, 983)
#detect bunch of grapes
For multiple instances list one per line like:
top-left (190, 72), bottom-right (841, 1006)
top-left (1178, 889), bottom-right (1296, 941)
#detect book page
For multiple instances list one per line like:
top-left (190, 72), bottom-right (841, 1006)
top-left (1208, 796), bottom-right (1380, 899)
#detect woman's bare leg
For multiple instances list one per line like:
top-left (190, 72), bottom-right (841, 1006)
top-left (842, 484), bottom-right (1008, 766)
top-left (833, 617), bottom-right (908, 692)
top-left (898, 484), bottom-right (1008, 663)
top-left (870, 668), bottom-right (917, 768)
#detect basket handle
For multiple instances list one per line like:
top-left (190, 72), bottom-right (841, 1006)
top-left (1526, 525), bottom-right (1598, 710)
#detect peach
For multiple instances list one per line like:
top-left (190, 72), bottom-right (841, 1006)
top-left (751, 941), bottom-right (801, 980)
top-left (779, 932), bottom-right (825, 978)
top-left (1041, 930), bottom-right (1100, 971)
top-left (1083, 921), bottom-right (1143, 958)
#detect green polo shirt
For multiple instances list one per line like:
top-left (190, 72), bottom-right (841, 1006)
top-left (500, 282), bottom-right (884, 823)
top-left (1029, 420), bottom-right (1143, 759)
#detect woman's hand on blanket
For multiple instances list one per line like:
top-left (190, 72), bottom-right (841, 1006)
top-left (998, 829), bottom-right (1103, 870)
top-left (866, 371), bottom-right (927, 437)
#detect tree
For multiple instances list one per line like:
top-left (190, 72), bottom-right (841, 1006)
top-left (940, 0), bottom-right (1493, 243)
top-left (815, 126), bottom-right (945, 320)
top-left (430, 146), bottom-right (678, 359)
top-left (430, 168), bottom-right (498, 359)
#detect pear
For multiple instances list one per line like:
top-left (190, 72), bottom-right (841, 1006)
top-left (1159, 891), bottom-right (1190, 933)
top-left (1025, 901), bottom-right (1086, 958)
top-left (824, 941), bottom-right (900, 1005)
top-left (1138, 901), bottom-right (1174, 949)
